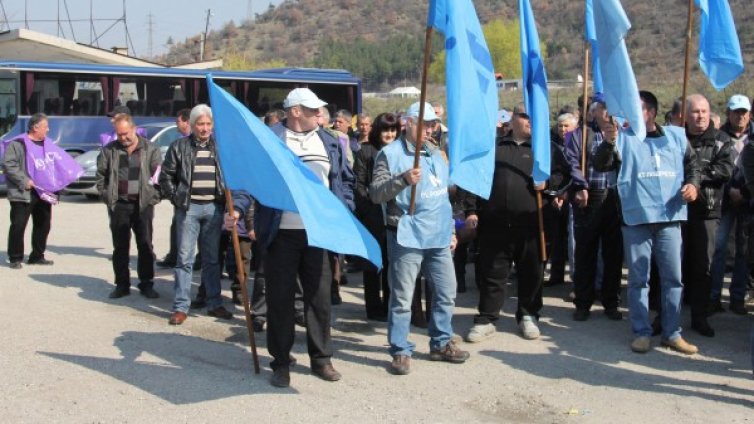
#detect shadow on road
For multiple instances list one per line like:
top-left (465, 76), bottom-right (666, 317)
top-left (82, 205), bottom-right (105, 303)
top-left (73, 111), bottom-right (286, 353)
top-left (39, 331), bottom-right (290, 403)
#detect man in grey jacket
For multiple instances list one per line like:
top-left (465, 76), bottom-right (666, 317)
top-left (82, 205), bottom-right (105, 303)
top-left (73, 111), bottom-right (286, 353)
top-left (96, 113), bottom-right (162, 299)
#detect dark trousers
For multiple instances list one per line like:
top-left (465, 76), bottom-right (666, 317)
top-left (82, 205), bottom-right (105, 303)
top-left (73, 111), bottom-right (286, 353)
top-left (363, 231), bottom-right (389, 318)
top-left (264, 229), bottom-right (332, 370)
top-left (8, 191), bottom-right (51, 263)
top-left (109, 202), bottom-right (154, 288)
top-left (573, 189), bottom-right (623, 311)
top-left (475, 226), bottom-right (544, 323)
top-left (682, 218), bottom-right (718, 318)
top-left (545, 201), bottom-right (570, 283)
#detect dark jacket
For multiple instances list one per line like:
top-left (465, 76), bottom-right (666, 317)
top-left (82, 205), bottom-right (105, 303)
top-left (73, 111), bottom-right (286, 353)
top-left (353, 142), bottom-right (384, 235)
top-left (739, 134), bottom-right (754, 209)
top-left (229, 189), bottom-right (255, 238)
top-left (463, 134), bottom-right (570, 230)
top-left (719, 122), bottom-right (752, 210)
top-left (158, 134), bottom-right (225, 210)
top-left (251, 123), bottom-right (355, 252)
top-left (95, 137), bottom-right (162, 211)
top-left (3, 139), bottom-right (33, 203)
top-left (685, 125), bottom-right (733, 219)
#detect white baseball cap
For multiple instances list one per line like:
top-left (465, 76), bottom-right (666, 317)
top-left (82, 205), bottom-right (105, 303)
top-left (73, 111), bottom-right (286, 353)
top-left (727, 94), bottom-right (751, 111)
top-left (405, 101), bottom-right (438, 121)
top-left (283, 88), bottom-right (328, 109)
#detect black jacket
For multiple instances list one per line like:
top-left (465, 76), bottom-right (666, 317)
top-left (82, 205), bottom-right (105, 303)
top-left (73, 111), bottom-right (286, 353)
top-left (158, 134), bottom-right (225, 210)
top-left (95, 137), bottom-right (162, 212)
top-left (686, 125), bottom-right (733, 220)
top-left (463, 135), bottom-right (570, 230)
top-left (353, 142), bottom-right (384, 236)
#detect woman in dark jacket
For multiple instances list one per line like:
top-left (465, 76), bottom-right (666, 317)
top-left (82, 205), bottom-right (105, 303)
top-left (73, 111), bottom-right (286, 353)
top-left (353, 113), bottom-right (400, 321)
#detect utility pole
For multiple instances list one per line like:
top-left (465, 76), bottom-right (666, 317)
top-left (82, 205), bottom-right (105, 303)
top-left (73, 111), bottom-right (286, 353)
top-left (200, 9), bottom-right (212, 61)
top-left (147, 12), bottom-right (154, 57)
top-left (0, 0), bottom-right (8, 31)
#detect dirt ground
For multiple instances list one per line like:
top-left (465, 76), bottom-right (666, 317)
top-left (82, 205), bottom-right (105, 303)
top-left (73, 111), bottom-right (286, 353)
top-left (0, 197), bottom-right (752, 423)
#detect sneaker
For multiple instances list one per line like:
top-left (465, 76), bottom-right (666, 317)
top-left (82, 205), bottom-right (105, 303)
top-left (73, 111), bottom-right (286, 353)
top-left (729, 301), bottom-right (747, 315)
top-left (389, 355), bottom-right (411, 375)
top-left (518, 315), bottom-right (540, 340)
top-left (661, 337), bottom-right (698, 355)
top-left (631, 336), bottom-right (651, 353)
top-left (429, 341), bottom-right (470, 363)
top-left (465, 323), bottom-right (495, 343)
top-left (27, 257), bottom-right (53, 265)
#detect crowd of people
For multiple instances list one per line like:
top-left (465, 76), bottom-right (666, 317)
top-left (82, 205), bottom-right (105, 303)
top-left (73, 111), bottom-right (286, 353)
top-left (3, 87), bottom-right (753, 388)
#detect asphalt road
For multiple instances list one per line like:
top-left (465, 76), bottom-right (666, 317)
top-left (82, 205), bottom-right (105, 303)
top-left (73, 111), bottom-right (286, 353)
top-left (0, 196), bottom-right (751, 423)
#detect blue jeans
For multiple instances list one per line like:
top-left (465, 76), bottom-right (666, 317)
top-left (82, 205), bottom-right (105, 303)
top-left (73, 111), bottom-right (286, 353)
top-left (386, 231), bottom-right (456, 357)
top-left (173, 202), bottom-right (224, 313)
top-left (710, 207), bottom-right (749, 303)
top-left (623, 222), bottom-right (684, 341)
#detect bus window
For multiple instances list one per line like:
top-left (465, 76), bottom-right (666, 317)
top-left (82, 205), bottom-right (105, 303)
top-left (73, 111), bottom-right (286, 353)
top-left (0, 78), bottom-right (17, 137)
top-left (115, 77), bottom-right (186, 117)
top-left (25, 74), bottom-right (104, 116)
top-left (243, 80), bottom-right (357, 116)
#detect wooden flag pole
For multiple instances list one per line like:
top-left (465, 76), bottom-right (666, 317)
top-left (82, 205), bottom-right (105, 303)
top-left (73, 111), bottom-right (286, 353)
top-left (224, 189), bottom-right (260, 374)
top-left (580, 41), bottom-right (590, 173)
top-left (680, 0), bottom-right (694, 126)
top-left (408, 26), bottom-right (434, 215)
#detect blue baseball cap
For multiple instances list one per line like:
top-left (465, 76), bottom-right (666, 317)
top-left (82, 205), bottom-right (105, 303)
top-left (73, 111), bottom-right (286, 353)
top-left (405, 102), bottom-right (438, 121)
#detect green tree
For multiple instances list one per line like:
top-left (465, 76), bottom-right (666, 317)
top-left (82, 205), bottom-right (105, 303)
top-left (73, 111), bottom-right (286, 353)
top-left (428, 19), bottom-right (547, 84)
top-left (222, 47), bottom-right (286, 71)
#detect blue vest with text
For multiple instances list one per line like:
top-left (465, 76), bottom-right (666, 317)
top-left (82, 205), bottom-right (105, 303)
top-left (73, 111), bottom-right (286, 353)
top-left (616, 126), bottom-right (688, 226)
top-left (382, 138), bottom-right (452, 249)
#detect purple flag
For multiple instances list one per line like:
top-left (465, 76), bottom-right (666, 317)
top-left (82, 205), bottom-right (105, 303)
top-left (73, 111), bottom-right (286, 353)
top-left (21, 134), bottom-right (83, 192)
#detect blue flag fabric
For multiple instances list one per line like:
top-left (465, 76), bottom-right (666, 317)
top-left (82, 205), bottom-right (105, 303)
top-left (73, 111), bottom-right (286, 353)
top-left (519, 0), bottom-right (550, 185)
top-left (206, 76), bottom-right (382, 269)
top-left (428, 0), bottom-right (497, 199)
top-left (584, 0), bottom-right (604, 94)
top-left (593, 0), bottom-right (645, 141)
top-left (695, 0), bottom-right (744, 90)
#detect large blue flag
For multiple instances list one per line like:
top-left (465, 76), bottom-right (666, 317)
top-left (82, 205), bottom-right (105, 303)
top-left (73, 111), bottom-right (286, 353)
top-left (206, 76), bottom-right (382, 269)
top-left (428, 0), bottom-right (497, 199)
top-left (593, 0), bottom-right (645, 140)
top-left (695, 0), bottom-right (743, 90)
top-left (519, 0), bottom-right (550, 185)
top-left (584, 0), bottom-right (604, 94)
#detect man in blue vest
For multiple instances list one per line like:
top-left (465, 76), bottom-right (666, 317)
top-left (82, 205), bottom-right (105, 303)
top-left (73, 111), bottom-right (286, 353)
top-left (593, 91), bottom-right (701, 355)
top-left (370, 101), bottom-right (468, 376)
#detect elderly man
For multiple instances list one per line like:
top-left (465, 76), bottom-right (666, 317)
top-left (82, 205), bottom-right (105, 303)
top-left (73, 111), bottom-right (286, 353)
top-left (160, 104), bottom-right (232, 325)
top-left (709, 95), bottom-right (752, 315)
top-left (682, 94), bottom-right (733, 337)
top-left (231, 88), bottom-right (353, 388)
top-left (96, 113), bottom-right (162, 299)
top-left (370, 101), bottom-right (468, 376)
top-left (3, 113), bottom-right (81, 268)
top-left (594, 91), bottom-right (701, 355)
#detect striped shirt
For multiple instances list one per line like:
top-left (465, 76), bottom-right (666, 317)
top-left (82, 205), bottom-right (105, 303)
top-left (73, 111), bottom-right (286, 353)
top-left (279, 128), bottom-right (330, 229)
top-left (190, 142), bottom-right (217, 202)
top-left (117, 145), bottom-right (141, 202)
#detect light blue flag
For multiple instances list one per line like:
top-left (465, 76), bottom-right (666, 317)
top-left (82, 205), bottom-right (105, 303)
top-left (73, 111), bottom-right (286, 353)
top-left (695, 0), bottom-right (744, 90)
top-left (519, 0), bottom-right (550, 185)
top-left (428, 0), bottom-right (497, 199)
top-left (584, 0), bottom-right (604, 94)
top-left (593, 0), bottom-right (645, 140)
top-left (206, 76), bottom-right (382, 269)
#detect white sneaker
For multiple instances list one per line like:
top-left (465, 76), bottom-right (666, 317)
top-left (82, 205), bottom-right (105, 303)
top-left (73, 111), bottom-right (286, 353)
top-left (465, 323), bottom-right (495, 343)
top-left (518, 316), bottom-right (540, 340)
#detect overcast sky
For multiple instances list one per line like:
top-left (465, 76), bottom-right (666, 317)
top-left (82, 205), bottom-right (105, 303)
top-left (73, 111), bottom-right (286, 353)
top-left (0, 0), bottom-right (284, 57)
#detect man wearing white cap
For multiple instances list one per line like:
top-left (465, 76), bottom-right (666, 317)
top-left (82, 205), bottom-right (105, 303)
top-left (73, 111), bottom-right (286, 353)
top-left (234, 87), bottom-right (354, 388)
top-left (370, 101), bottom-right (469, 376)
top-left (709, 94), bottom-right (752, 316)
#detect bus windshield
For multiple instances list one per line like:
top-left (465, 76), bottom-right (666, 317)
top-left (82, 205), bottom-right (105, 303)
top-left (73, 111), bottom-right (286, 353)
top-left (0, 78), bottom-right (17, 137)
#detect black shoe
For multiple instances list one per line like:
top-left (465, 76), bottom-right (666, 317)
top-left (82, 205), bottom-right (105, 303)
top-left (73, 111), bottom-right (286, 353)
top-left (331, 292), bottom-right (342, 305)
top-left (190, 297), bottom-right (207, 309)
top-left (208, 306), bottom-right (233, 320)
top-left (691, 318), bottom-right (715, 337)
top-left (367, 313), bottom-right (388, 322)
top-left (156, 259), bottom-right (176, 268)
top-left (8, 261), bottom-right (22, 269)
top-left (295, 314), bottom-right (306, 328)
top-left (270, 367), bottom-right (290, 388)
top-left (109, 286), bottom-right (131, 299)
top-left (138, 282), bottom-right (159, 299)
top-left (707, 300), bottom-right (725, 316)
top-left (543, 278), bottom-right (565, 287)
top-left (604, 308), bottom-right (623, 321)
top-left (340, 274), bottom-right (349, 286)
top-left (231, 289), bottom-right (242, 305)
top-left (651, 316), bottom-right (662, 336)
top-left (729, 301), bottom-right (748, 315)
top-left (573, 309), bottom-right (590, 321)
top-left (192, 262), bottom-right (202, 271)
top-left (253, 320), bottom-right (265, 332)
top-left (27, 257), bottom-right (53, 265)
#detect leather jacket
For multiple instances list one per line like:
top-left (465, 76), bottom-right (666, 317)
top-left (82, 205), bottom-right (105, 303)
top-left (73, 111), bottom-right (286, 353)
top-left (158, 134), bottom-right (225, 210)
